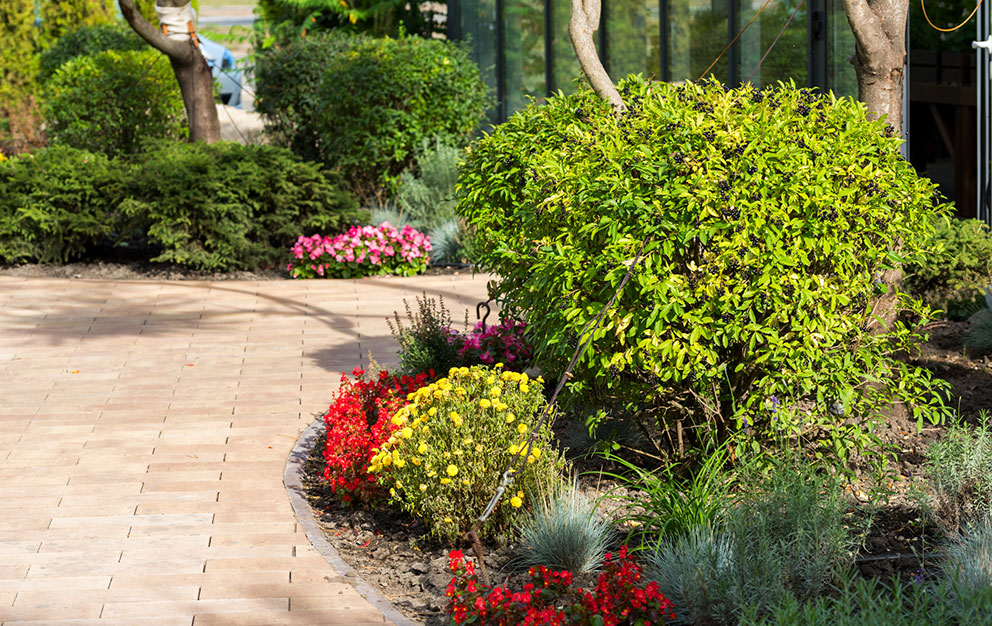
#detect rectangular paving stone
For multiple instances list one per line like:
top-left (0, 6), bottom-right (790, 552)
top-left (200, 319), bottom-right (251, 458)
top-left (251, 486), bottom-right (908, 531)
top-left (197, 582), bottom-right (354, 600)
top-left (204, 557), bottom-right (329, 572)
top-left (0, 576), bottom-right (111, 593)
top-left (190, 609), bottom-right (386, 625)
top-left (102, 597), bottom-right (289, 619)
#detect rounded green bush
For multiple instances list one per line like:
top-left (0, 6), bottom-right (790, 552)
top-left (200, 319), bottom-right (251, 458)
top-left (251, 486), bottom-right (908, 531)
top-left (458, 77), bottom-right (951, 463)
top-left (43, 49), bottom-right (187, 157)
top-left (255, 32), bottom-right (490, 204)
top-left (121, 141), bottom-right (363, 271)
top-left (0, 145), bottom-right (125, 263)
top-left (39, 23), bottom-right (144, 82)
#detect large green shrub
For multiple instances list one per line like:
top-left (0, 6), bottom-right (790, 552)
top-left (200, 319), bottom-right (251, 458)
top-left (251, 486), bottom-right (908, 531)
top-left (903, 217), bottom-right (992, 320)
top-left (43, 49), bottom-right (187, 157)
top-left (254, 31), bottom-right (358, 164)
top-left (0, 146), bottom-right (125, 263)
top-left (255, 33), bottom-right (489, 204)
top-left (40, 23), bottom-right (144, 82)
top-left (459, 77), bottom-right (951, 463)
top-left (121, 141), bottom-right (363, 270)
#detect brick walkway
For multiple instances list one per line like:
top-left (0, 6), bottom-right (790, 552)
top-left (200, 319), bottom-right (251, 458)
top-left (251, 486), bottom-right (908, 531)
top-left (0, 274), bottom-right (489, 625)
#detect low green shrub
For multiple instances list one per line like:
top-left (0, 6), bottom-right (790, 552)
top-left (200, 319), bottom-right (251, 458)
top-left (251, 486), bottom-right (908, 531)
top-left (43, 49), bottom-right (187, 157)
top-left (643, 461), bottom-right (854, 624)
top-left (904, 217), bottom-right (992, 320)
top-left (603, 443), bottom-right (734, 545)
top-left (369, 365), bottom-right (565, 543)
top-left (0, 146), bottom-right (125, 263)
top-left (739, 572), bottom-right (992, 625)
top-left (923, 413), bottom-right (992, 532)
top-left (120, 141), bottom-right (362, 270)
top-left (39, 24), bottom-right (144, 82)
top-left (255, 32), bottom-right (489, 204)
top-left (513, 477), bottom-right (615, 574)
top-left (388, 294), bottom-right (465, 378)
top-left (458, 76), bottom-right (951, 465)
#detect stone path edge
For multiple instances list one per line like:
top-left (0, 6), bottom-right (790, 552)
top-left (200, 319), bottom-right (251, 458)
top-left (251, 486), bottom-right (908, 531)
top-left (284, 417), bottom-right (421, 626)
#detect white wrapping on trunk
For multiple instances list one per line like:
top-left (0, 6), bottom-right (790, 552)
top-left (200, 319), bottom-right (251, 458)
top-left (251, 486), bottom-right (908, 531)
top-left (155, 3), bottom-right (197, 40)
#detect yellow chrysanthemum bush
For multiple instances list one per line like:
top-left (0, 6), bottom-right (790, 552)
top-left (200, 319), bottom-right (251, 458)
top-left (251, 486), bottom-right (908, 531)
top-left (368, 364), bottom-right (566, 543)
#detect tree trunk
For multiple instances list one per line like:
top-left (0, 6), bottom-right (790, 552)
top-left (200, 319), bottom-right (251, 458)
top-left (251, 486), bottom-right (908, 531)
top-left (118, 0), bottom-right (220, 143)
top-left (842, 0), bottom-right (907, 135)
top-left (569, 0), bottom-right (625, 113)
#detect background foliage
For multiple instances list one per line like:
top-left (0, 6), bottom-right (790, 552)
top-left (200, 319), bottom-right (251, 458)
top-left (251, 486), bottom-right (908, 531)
top-left (255, 32), bottom-right (489, 204)
top-left (0, 0), bottom-right (43, 155)
top-left (459, 77), bottom-right (951, 464)
top-left (39, 23), bottom-right (145, 82)
top-left (43, 49), bottom-right (188, 157)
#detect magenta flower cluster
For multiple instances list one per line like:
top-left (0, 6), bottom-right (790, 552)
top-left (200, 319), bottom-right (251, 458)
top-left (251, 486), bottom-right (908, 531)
top-left (287, 222), bottom-right (431, 278)
top-left (457, 319), bottom-right (532, 368)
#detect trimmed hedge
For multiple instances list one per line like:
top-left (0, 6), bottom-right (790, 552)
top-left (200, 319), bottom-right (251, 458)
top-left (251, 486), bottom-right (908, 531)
top-left (0, 142), bottom-right (364, 270)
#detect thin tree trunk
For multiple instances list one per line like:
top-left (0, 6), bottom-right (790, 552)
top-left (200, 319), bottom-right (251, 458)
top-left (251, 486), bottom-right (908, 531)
top-left (118, 0), bottom-right (220, 143)
top-left (568, 0), bottom-right (625, 113)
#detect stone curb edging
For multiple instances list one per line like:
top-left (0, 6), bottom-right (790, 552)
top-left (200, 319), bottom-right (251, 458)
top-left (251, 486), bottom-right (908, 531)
top-left (283, 418), bottom-right (421, 626)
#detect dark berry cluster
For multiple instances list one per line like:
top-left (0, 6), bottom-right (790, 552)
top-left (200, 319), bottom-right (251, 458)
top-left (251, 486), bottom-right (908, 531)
top-left (703, 130), bottom-right (716, 143)
top-left (671, 151), bottom-right (685, 165)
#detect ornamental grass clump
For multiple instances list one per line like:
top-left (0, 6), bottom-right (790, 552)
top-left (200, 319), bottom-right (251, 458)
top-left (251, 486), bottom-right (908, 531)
top-left (368, 364), bottom-right (566, 542)
top-left (459, 76), bottom-right (951, 465)
top-left (287, 222), bottom-right (431, 278)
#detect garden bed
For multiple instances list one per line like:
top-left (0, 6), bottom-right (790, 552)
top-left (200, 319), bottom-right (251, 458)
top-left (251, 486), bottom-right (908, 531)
top-left (299, 318), bottom-right (992, 625)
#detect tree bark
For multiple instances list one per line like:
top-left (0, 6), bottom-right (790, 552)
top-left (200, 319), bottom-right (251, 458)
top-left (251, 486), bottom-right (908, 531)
top-left (569, 0), bottom-right (625, 113)
top-left (842, 0), bottom-right (907, 135)
top-left (118, 0), bottom-right (221, 143)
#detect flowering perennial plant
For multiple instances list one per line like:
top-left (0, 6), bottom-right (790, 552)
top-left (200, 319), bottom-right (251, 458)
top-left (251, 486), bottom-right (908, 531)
top-left (288, 222), bottom-right (431, 278)
top-left (322, 367), bottom-right (431, 505)
top-left (446, 547), bottom-right (675, 625)
top-left (457, 318), bottom-right (532, 369)
top-left (368, 364), bottom-right (565, 542)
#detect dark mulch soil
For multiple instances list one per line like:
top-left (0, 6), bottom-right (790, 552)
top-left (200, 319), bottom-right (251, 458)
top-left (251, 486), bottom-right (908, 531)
top-left (0, 261), bottom-right (473, 281)
top-left (300, 319), bottom-right (992, 625)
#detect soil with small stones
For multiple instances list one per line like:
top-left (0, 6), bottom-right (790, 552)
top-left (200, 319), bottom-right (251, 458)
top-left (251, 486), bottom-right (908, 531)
top-left (300, 320), bottom-right (992, 624)
top-left (0, 261), bottom-right (473, 281)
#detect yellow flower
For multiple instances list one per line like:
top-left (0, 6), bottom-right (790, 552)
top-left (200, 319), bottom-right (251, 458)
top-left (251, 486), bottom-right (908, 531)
top-left (400, 427), bottom-right (413, 439)
top-left (510, 496), bottom-right (522, 508)
top-left (494, 401), bottom-right (508, 411)
top-left (391, 413), bottom-right (408, 426)
top-left (475, 444), bottom-right (483, 453)
top-left (417, 442), bottom-right (428, 454)
top-left (517, 490), bottom-right (524, 498)
top-left (456, 387), bottom-right (467, 396)
top-left (428, 407), bottom-right (438, 417)
top-left (517, 423), bottom-right (528, 435)
top-left (531, 448), bottom-right (542, 459)
top-left (444, 517), bottom-right (453, 523)
top-left (419, 483), bottom-right (428, 492)
top-left (390, 488), bottom-right (397, 497)
top-left (459, 367), bottom-right (470, 376)
top-left (461, 479), bottom-right (470, 486)
top-left (449, 367), bottom-right (459, 377)
top-left (495, 362), bottom-right (504, 369)
top-left (440, 478), bottom-right (452, 485)
top-left (394, 458), bottom-right (406, 469)
top-left (490, 387), bottom-right (501, 398)
top-left (381, 456), bottom-right (392, 467)
top-left (395, 480), bottom-right (403, 489)
top-left (487, 375), bottom-right (496, 385)
top-left (520, 384), bottom-right (530, 393)
top-left (506, 413), bottom-right (515, 423)
top-left (479, 399), bottom-right (492, 409)
top-left (536, 376), bottom-right (545, 383)
top-left (509, 444), bottom-right (519, 455)
top-left (433, 390), bottom-right (444, 399)
top-left (411, 457), bottom-right (421, 466)
top-left (446, 464), bottom-right (458, 477)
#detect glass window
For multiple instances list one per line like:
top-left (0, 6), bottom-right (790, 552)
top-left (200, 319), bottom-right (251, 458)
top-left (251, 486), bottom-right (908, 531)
top-left (739, 0), bottom-right (807, 88)
top-left (460, 0), bottom-right (500, 120)
top-left (504, 0), bottom-right (547, 113)
top-left (551, 0), bottom-right (583, 93)
top-left (827, 0), bottom-right (857, 97)
top-left (669, 0), bottom-right (731, 83)
top-left (607, 0), bottom-right (661, 80)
